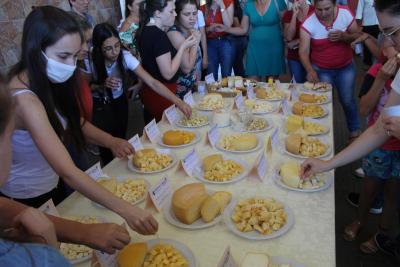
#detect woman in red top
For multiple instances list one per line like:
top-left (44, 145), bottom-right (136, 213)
top-left (282, 0), bottom-right (314, 83)
top-left (201, 0), bottom-right (234, 80)
top-left (299, 0), bottom-right (362, 140)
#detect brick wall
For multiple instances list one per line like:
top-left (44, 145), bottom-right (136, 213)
top-left (0, 0), bottom-right (121, 74)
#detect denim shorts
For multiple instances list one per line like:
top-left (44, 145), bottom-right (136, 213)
top-left (362, 148), bottom-right (400, 179)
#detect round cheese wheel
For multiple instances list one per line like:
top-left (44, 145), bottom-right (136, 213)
top-left (292, 102), bottom-right (304, 115)
top-left (255, 88), bottom-right (267, 99)
top-left (233, 134), bottom-right (258, 151)
top-left (299, 93), bottom-right (316, 103)
top-left (285, 134), bottom-right (302, 155)
top-left (163, 130), bottom-right (184, 145)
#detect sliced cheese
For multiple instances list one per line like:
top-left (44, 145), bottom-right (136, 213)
top-left (172, 183), bottom-right (208, 224)
top-left (97, 178), bottom-right (117, 194)
top-left (211, 191), bottom-right (232, 212)
top-left (280, 161), bottom-right (301, 188)
top-left (292, 101), bottom-right (304, 115)
top-left (285, 134), bottom-right (302, 155)
top-left (203, 154), bottom-right (223, 171)
top-left (117, 242), bottom-right (147, 267)
top-left (232, 133), bottom-right (258, 151)
top-left (201, 196), bottom-right (221, 222)
top-left (285, 115), bottom-right (304, 134)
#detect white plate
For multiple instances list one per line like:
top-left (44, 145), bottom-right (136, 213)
top-left (273, 162), bottom-right (333, 193)
top-left (291, 105), bottom-right (329, 119)
top-left (146, 239), bottom-right (197, 267)
top-left (250, 102), bottom-right (278, 115)
top-left (175, 116), bottom-right (210, 128)
top-left (302, 82), bottom-right (332, 92)
top-left (127, 150), bottom-right (178, 174)
top-left (282, 136), bottom-right (332, 159)
top-left (270, 256), bottom-right (306, 267)
top-left (223, 199), bottom-right (294, 240)
top-left (233, 118), bottom-right (274, 133)
top-left (162, 190), bottom-right (226, 229)
top-left (92, 177), bottom-right (150, 209)
top-left (216, 135), bottom-right (263, 154)
top-left (68, 252), bottom-right (92, 265)
top-left (193, 157), bottom-right (250, 184)
top-left (158, 131), bottom-right (201, 148)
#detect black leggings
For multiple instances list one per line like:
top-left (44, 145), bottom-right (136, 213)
top-left (92, 95), bottom-right (128, 165)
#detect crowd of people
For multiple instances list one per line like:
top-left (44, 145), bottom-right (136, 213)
top-left (1, 0), bottom-right (400, 265)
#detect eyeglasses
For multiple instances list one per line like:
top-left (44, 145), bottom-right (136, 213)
top-left (381, 25), bottom-right (400, 42)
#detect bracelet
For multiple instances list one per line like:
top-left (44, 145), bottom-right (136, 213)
top-left (220, 7), bottom-right (225, 12)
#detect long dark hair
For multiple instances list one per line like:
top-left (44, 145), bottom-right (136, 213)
top-left (125, 0), bottom-right (135, 18)
top-left (375, 0), bottom-right (400, 14)
top-left (8, 6), bottom-right (85, 151)
top-left (135, 0), bottom-right (171, 45)
top-left (175, 0), bottom-right (198, 21)
top-left (91, 23), bottom-right (126, 88)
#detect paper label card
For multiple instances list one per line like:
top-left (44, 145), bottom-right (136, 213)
top-left (198, 82), bottom-right (207, 95)
top-left (217, 246), bottom-right (238, 267)
top-left (291, 75), bottom-right (297, 84)
top-left (164, 105), bottom-right (179, 124)
top-left (256, 153), bottom-right (267, 181)
top-left (148, 177), bottom-right (172, 211)
top-left (247, 86), bottom-right (255, 99)
top-left (235, 93), bottom-right (244, 110)
top-left (183, 91), bottom-right (195, 107)
top-left (207, 124), bottom-right (219, 148)
top-left (205, 73), bottom-right (216, 84)
top-left (144, 119), bottom-right (160, 143)
top-left (38, 199), bottom-right (59, 217)
top-left (94, 250), bottom-right (118, 267)
top-left (128, 134), bottom-right (144, 152)
top-left (271, 128), bottom-right (279, 150)
top-left (182, 149), bottom-right (200, 176)
top-left (86, 162), bottom-right (106, 180)
top-left (290, 88), bottom-right (299, 102)
top-left (282, 98), bottom-right (290, 116)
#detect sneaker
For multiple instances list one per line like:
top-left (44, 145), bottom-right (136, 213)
top-left (353, 167), bottom-right (365, 178)
top-left (346, 192), bottom-right (383, 214)
top-left (87, 144), bottom-right (100, 156)
top-left (375, 233), bottom-right (398, 257)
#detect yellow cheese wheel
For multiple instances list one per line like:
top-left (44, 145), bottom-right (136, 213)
top-left (292, 102), bottom-right (304, 115)
top-left (285, 115), bottom-right (304, 134)
top-left (232, 134), bottom-right (258, 151)
top-left (255, 87), bottom-right (267, 99)
top-left (299, 93), bottom-right (316, 103)
top-left (285, 134), bottom-right (302, 155)
top-left (162, 130), bottom-right (195, 146)
top-left (202, 154), bottom-right (223, 171)
top-left (280, 161), bottom-right (301, 188)
top-left (211, 191), bottom-right (232, 212)
top-left (117, 242), bottom-right (147, 267)
top-left (201, 196), bottom-right (221, 223)
top-left (172, 183), bottom-right (208, 224)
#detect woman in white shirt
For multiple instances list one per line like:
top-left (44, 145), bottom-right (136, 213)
top-left (90, 23), bottom-right (192, 164)
top-left (4, 6), bottom-right (158, 236)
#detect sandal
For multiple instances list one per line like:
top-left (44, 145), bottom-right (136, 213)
top-left (343, 220), bottom-right (361, 241)
top-left (360, 235), bottom-right (379, 254)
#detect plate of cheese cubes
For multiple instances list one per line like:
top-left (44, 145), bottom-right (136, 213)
top-left (117, 239), bottom-right (196, 267)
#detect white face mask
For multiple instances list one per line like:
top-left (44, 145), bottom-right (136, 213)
top-left (42, 51), bottom-right (77, 83)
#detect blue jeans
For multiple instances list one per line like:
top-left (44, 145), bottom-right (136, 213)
top-left (207, 37), bottom-right (235, 80)
top-left (0, 239), bottom-right (71, 267)
top-left (313, 61), bottom-right (360, 133)
top-left (287, 59), bottom-right (307, 83)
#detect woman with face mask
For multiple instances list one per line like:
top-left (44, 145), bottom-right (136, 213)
top-left (282, 0), bottom-right (313, 83)
top-left (299, 0), bottom-right (362, 142)
top-left (4, 6), bottom-right (158, 236)
top-left (136, 0), bottom-right (198, 123)
top-left (167, 0), bottom-right (202, 98)
top-left (301, 0), bottom-right (400, 258)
